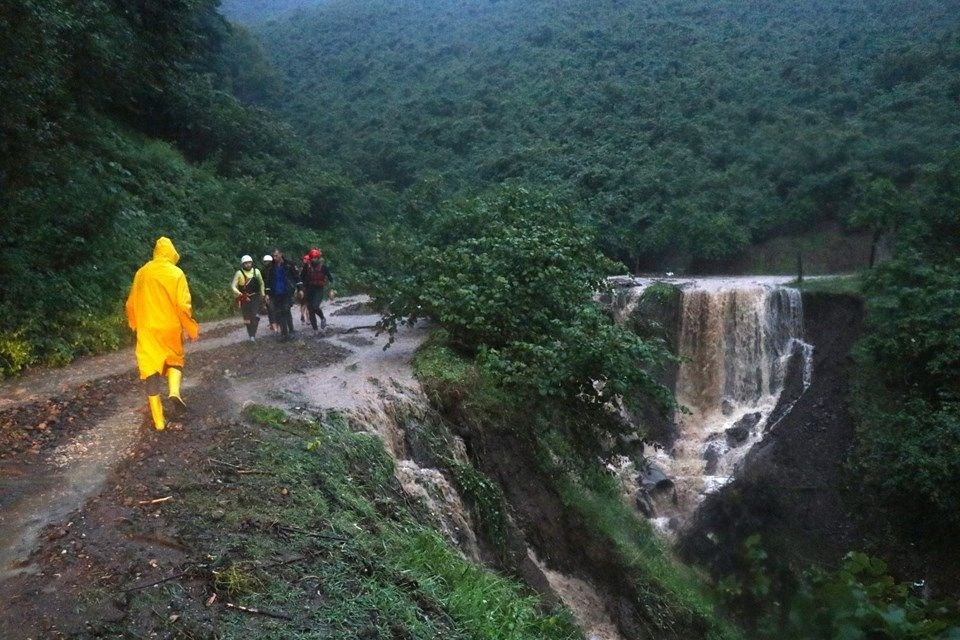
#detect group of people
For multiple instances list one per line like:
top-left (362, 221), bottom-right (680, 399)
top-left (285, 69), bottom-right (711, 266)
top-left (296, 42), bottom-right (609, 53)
top-left (125, 237), bottom-right (334, 431)
top-left (230, 247), bottom-right (334, 342)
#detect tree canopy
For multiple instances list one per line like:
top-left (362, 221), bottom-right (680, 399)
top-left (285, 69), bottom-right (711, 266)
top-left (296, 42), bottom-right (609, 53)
top-left (250, 0), bottom-right (960, 269)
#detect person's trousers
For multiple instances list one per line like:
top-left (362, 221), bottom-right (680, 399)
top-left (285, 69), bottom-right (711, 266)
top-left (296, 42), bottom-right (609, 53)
top-left (241, 294), bottom-right (261, 337)
top-left (306, 287), bottom-right (325, 330)
top-left (264, 294), bottom-right (277, 326)
top-left (271, 293), bottom-right (294, 336)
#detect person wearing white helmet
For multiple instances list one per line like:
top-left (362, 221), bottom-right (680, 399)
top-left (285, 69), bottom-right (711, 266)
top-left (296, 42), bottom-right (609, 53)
top-left (231, 255), bottom-right (265, 341)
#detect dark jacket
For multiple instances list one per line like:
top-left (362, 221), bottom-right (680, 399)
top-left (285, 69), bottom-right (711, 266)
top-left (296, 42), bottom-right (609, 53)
top-left (264, 260), bottom-right (298, 297)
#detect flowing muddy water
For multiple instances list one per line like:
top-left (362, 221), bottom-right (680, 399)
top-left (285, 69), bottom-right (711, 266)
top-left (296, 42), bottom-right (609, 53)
top-left (0, 293), bottom-right (675, 639)
top-left (0, 297), bottom-right (399, 581)
top-left (614, 277), bottom-right (814, 531)
top-left (0, 392), bottom-right (143, 579)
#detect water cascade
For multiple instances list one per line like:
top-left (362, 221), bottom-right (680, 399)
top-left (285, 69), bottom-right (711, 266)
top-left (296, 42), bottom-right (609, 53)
top-left (618, 278), bottom-right (814, 532)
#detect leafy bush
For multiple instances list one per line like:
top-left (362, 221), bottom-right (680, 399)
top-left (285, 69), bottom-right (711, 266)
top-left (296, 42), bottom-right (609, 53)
top-left (716, 536), bottom-right (960, 639)
top-left (850, 155), bottom-right (960, 540)
top-left (783, 553), bottom-right (960, 639)
top-left (373, 186), bottom-right (672, 414)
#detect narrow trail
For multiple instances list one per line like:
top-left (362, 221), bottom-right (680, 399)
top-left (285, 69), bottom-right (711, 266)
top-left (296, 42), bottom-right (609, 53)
top-left (0, 318), bottom-right (247, 412)
top-left (0, 295), bottom-right (621, 640)
top-left (0, 296), bottom-right (411, 585)
top-left (0, 390), bottom-right (143, 580)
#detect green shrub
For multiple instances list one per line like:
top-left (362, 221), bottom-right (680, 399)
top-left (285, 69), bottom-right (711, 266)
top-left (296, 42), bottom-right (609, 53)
top-left (373, 186), bottom-right (672, 417)
top-left (0, 330), bottom-right (35, 377)
top-left (784, 553), bottom-right (960, 639)
top-left (850, 155), bottom-right (960, 540)
top-left (714, 538), bottom-right (960, 639)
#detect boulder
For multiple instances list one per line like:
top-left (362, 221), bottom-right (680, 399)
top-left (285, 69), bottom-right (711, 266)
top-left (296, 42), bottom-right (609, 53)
top-left (635, 490), bottom-right (655, 518)
top-left (703, 445), bottom-right (720, 475)
top-left (726, 412), bottom-right (761, 447)
top-left (638, 464), bottom-right (674, 492)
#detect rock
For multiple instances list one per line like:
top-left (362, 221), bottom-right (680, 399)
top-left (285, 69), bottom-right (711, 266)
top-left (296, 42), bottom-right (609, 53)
top-left (721, 399), bottom-right (735, 416)
top-left (725, 425), bottom-right (748, 445)
top-left (46, 527), bottom-right (68, 541)
top-left (736, 412), bottom-right (762, 430)
top-left (210, 509), bottom-right (226, 521)
top-left (703, 445), bottom-right (720, 475)
top-left (635, 490), bottom-right (655, 518)
top-left (726, 412), bottom-right (760, 446)
top-left (607, 275), bottom-right (636, 288)
top-left (638, 465), bottom-right (674, 492)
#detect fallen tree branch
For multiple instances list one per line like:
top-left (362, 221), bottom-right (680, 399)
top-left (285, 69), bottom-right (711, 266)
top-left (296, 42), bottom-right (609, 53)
top-left (137, 496), bottom-right (172, 505)
top-left (275, 522), bottom-right (348, 542)
top-left (258, 554), bottom-right (315, 570)
top-left (124, 570), bottom-right (190, 592)
top-left (209, 458), bottom-right (274, 475)
top-left (208, 458), bottom-right (242, 469)
top-left (224, 602), bottom-right (292, 621)
top-left (344, 324), bottom-right (378, 334)
top-left (263, 423), bottom-right (310, 438)
top-left (247, 518), bottom-right (348, 543)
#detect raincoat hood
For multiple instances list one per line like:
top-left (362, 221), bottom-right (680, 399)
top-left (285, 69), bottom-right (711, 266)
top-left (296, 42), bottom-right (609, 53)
top-left (153, 237), bottom-right (180, 265)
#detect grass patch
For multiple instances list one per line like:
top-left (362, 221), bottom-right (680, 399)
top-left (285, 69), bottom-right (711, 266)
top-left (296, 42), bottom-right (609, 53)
top-left (789, 274), bottom-right (864, 296)
top-left (412, 331), bottom-right (518, 419)
top-left (414, 338), bottom-right (742, 640)
top-left (110, 404), bottom-right (579, 640)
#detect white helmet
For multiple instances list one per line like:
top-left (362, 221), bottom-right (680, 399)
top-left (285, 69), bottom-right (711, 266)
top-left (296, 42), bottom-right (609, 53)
top-left (262, 254), bottom-right (273, 262)
top-left (240, 255), bottom-right (253, 264)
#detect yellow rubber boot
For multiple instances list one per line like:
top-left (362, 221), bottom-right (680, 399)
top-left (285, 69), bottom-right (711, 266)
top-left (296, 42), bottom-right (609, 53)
top-left (167, 368), bottom-right (187, 414)
top-left (148, 395), bottom-right (166, 431)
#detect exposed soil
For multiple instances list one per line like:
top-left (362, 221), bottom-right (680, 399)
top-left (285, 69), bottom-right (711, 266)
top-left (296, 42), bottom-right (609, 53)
top-left (0, 374), bottom-right (135, 459)
top-left (0, 296), bottom-right (418, 639)
top-left (452, 416), bottom-right (702, 640)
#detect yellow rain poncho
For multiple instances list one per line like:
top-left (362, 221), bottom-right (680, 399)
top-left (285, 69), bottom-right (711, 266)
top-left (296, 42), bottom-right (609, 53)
top-left (125, 237), bottom-right (200, 379)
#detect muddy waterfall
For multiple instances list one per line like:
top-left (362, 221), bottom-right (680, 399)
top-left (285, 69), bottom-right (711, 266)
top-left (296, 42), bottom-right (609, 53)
top-left (614, 278), bottom-right (815, 531)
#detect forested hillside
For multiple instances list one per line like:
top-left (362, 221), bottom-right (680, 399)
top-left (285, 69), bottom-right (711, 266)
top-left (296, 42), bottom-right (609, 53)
top-left (0, 0), bottom-right (380, 375)
top-left (220, 0), bottom-right (327, 24)
top-left (252, 0), bottom-right (960, 268)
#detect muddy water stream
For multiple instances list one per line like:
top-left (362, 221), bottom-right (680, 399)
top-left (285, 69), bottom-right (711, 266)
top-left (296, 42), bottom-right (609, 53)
top-left (614, 277), bottom-right (814, 531)
top-left (0, 392), bottom-right (143, 579)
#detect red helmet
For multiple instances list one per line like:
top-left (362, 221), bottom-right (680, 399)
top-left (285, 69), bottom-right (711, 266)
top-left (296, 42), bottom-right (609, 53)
top-left (308, 248), bottom-right (322, 259)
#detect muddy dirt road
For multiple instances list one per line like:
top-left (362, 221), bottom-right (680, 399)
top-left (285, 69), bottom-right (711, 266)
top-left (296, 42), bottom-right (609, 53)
top-left (0, 296), bottom-right (426, 638)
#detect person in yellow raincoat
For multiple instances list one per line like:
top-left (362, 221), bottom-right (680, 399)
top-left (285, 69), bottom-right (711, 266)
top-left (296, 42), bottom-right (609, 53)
top-left (125, 237), bottom-right (200, 430)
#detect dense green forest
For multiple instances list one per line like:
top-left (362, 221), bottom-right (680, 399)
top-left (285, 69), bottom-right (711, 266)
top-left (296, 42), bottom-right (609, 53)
top-left (2, 0), bottom-right (960, 636)
top-left (0, 0), bottom-right (382, 375)
top-left (250, 0), bottom-right (960, 269)
top-left (220, 0), bottom-right (327, 24)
